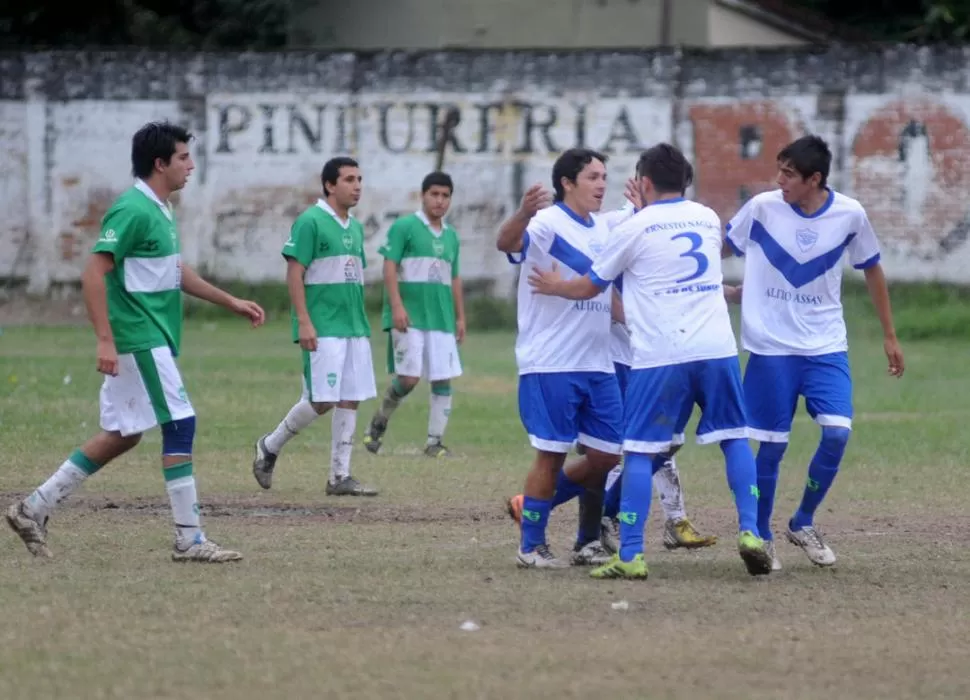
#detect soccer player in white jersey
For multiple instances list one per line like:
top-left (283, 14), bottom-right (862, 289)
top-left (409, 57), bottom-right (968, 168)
top-left (529, 143), bottom-right (772, 579)
top-left (6, 122), bottom-right (265, 562)
top-left (723, 135), bottom-right (904, 569)
top-left (496, 148), bottom-right (625, 569)
top-left (596, 165), bottom-right (719, 552)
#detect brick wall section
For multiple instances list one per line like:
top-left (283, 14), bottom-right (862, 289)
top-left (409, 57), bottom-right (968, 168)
top-left (2, 45), bottom-right (970, 294)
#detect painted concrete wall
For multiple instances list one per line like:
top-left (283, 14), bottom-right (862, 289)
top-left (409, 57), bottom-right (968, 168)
top-left (3, 47), bottom-right (970, 296)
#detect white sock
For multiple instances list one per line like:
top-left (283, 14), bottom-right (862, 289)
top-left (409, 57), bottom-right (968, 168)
top-left (265, 401), bottom-right (320, 454)
top-left (605, 464), bottom-right (623, 492)
top-left (164, 462), bottom-right (202, 544)
top-left (654, 457), bottom-right (687, 522)
top-left (427, 392), bottom-right (452, 445)
top-left (23, 454), bottom-right (91, 522)
top-left (330, 408), bottom-right (356, 483)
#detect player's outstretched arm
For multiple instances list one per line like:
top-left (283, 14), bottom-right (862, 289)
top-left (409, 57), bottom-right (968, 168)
top-left (863, 263), bottom-right (904, 378)
top-left (496, 184), bottom-right (552, 253)
top-left (527, 262), bottom-right (603, 301)
top-left (81, 252), bottom-right (119, 376)
top-left (180, 264), bottom-right (266, 328)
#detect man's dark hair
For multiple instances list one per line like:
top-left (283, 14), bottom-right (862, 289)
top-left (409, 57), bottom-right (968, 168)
top-left (321, 156), bottom-right (360, 196)
top-left (551, 148), bottom-right (608, 202)
top-left (636, 143), bottom-right (692, 195)
top-left (777, 135), bottom-right (831, 188)
top-left (421, 171), bottom-right (453, 194)
top-left (131, 122), bottom-right (192, 179)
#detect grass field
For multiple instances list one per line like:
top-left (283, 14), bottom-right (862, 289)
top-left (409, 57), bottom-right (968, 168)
top-left (2, 295), bottom-right (970, 699)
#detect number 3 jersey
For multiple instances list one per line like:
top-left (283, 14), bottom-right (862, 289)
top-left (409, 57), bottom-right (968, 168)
top-left (590, 198), bottom-right (738, 370)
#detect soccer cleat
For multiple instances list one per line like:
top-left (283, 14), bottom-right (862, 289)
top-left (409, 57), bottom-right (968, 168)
top-left (326, 475), bottom-right (379, 497)
top-left (505, 494), bottom-right (523, 526)
top-left (424, 442), bottom-right (449, 458)
top-left (600, 516), bottom-right (620, 554)
top-left (663, 517), bottom-right (719, 550)
top-left (5, 502), bottom-right (51, 558)
top-left (516, 543), bottom-right (569, 569)
top-left (737, 530), bottom-right (773, 576)
top-left (786, 523), bottom-right (836, 567)
top-left (765, 540), bottom-right (783, 571)
top-left (362, 415), bottom-right (387, 454)
top-left (571, 540), bottom-right (613, 566)
top-left (590, 553), bottom-right (649, 580)
top-left (251, 435), bottom-right (277, 490)
top-left (172, 533), bottom-right (242, 563)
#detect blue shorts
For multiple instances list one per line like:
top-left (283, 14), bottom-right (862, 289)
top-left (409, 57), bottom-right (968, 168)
top-left (613, 362), bottom-right (631, 398)
top-left (518, 371), bottom-right (623, 455)
top-left (743, 352), bottom-right (852, 443)
top-left (623, 357), bottom-right (748, 454)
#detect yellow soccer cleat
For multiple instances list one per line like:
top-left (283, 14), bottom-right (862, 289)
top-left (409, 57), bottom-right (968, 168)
top-left (663, 517), bottom-right (718, 550)
top-left (590, 553), bottom-right (649, 580)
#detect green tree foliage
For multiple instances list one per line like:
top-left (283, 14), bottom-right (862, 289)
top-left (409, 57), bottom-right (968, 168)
top-left (794, 0), bottom-right (970, 41)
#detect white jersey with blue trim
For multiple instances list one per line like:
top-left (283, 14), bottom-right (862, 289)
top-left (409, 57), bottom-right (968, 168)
top-left (590, 197), bottom-right (738, 370)
top-left (508, 202), bottom-right (615, 375)
top-left (725, 189), bottom-right (882, 356)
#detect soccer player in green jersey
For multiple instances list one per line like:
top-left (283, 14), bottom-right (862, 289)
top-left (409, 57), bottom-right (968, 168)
top-left (6, 122), bottom-right (266, 563)
top-left (362, 172), bottom-right (466, 458)
top-left (252, 157), bottom-right (380, 496)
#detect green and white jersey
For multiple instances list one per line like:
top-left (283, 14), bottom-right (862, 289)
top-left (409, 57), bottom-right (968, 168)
top-left (379, 211), bottom-right (460, 333)
top-left (283, 199), bottom-right (370, 340)
top-left (91, 180), bottom-right (183, 356)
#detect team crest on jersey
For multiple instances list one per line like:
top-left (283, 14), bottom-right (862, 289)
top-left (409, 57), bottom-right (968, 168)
top-left (795, 228), bottom-right (819, 252)
top-left (344, 258), bottom-right (359, 282)
top-left (428, 260), bottom-right (443, 282)
top-left (342, 232), bottom-right (353, 250)
top-left (432, 239), bottom-right (445, 256)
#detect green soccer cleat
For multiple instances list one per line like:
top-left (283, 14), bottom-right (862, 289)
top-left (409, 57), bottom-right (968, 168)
top-left (738, 530), bottom-right (773, 576)
top-left (590, 553), bottom-right (649, 580)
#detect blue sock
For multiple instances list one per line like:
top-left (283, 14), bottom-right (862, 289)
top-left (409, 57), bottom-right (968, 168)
top-left (550, 469), bottom-right (585, 510)
top-left (755, 442), bottom-right (786, 540)
top-left (791, 427), bottom-right (850, 530)
top-left (520, 496), bottom-right (552, 553)
top-left (720, 438), bottom-right (759, 534)
top-left (618, 452), bottom-right (653, 562)
top-left (603, 472), bottom-right (622, 519)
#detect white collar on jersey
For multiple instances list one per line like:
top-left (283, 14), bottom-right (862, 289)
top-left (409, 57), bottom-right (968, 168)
top-left (316, 198), bottom-right (351, 229)
top-left (134, 179), bottom-right (174, 221)
top-left (416, 209), bottom-right (446, 234)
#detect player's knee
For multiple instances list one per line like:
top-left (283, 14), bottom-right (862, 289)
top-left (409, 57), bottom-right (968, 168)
top-left (392, 377), bottom-right (418, 395)
top-left (820, 426), bottom-right (851, 457)
top-left (586, 448), bottom-right (621, 471)
top-left (336, 400), bottom-right (359, 410)
top-left (430, 380), bottom-right (452, 396)
top-left (757, 441), bottom-right (787, 464)
top-left (161, 416), bottom-right (195, 456)
top-left (310, 401), bottom-right (333, 414)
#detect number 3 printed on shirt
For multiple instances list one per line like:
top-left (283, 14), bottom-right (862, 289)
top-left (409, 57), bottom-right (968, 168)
top-left (671, 232), bottom-right (709, 284)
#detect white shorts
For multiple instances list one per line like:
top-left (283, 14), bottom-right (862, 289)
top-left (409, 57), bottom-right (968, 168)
top-left (302, 337), bottom-right (377, 403)
top-left (388, 329), bottom-right (463, 381)
top-left (100, 346), bottom-right (195, 437)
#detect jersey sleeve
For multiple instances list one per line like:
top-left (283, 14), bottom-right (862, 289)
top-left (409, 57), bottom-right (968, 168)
top-left (452, 233), bottom-right (461, 279)
top-left (506, 214), bottom-right (554, 265)
top-left (599, 202), bottom-right (637, 231)
top-left (91, 205), bottom-right (143, 262)
top-left (282, 214), bottom-right (316, 267)
top-left (725, 197), bottom-right (757, 256)
top-left (848, 207), bottom-right (882, 269)
top-left (378, 218), bottom-right (409, 263)
top-left (590, 221), bottom-right (639, 289)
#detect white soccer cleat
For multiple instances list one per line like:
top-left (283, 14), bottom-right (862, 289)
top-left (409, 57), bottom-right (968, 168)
top-left (571, 540), bottom-right (613, 566)
top-left (786, 524), bottom-right (836, 567)
top-left (172, 533), bottom-right (243, 563)
top-left (516, 544), bottom-right (569, 569)
top-left (600, 516), bottom-right (620, 554)
top-left (5, 502), bottom-right (51, 558)
top-left (765, 540), bottom-right (783, 571)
